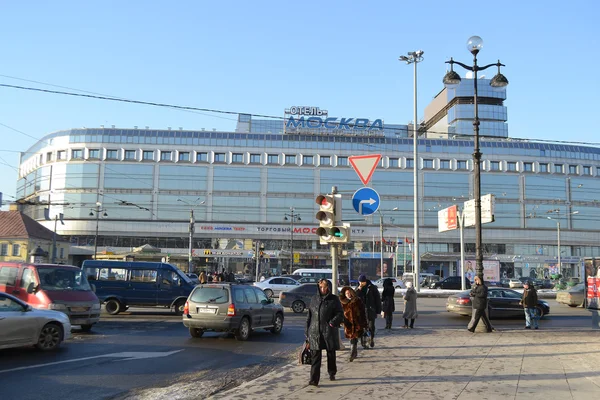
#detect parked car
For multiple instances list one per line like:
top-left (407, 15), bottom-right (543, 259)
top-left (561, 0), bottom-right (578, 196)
top-left (499, 278), bottom-right (511, 288)
top-left (253, 276), bottom-right (300, 298)
top-left (0, 262), bottom-right (100, 331)
top-left (541, 279), bottom-right (555, 289)
top-left (508, 279), bottom-right (523, 288)
top-left (446, 287), bottom-right (550, 319)
top-left (430, 276), bottom-right (471, 290)
top-left (82, 260), bottom-right (195, 316)
top-left (0, 292), bottom-right (71, 351)
top-left (373, 278), bottom-right (405, 290)
top-left (556, 283), bottom-right (585, 307)
top-left (182, 283), bottom-right (284, 341)
top-left (279, 283), bottom-right (318, 313)
top-left (186, 273), bottom-right (200, 284)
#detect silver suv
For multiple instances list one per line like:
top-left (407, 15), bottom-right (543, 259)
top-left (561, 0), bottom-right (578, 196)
top-left (182, 283), bottom-right (284, 341)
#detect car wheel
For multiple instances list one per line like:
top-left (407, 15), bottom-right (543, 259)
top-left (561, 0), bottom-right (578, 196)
top-left (270, 313), bottom-right (283, 334)
top-left (263, 289), bottom-right (274, 299)
top-left (235, 317), bottom-right (251, 341)
top-left (536, 306), bottom-right (545, 319)
top-left (174, 299), bottom-right (186, 316)
top-left (79, 324), bottom-right (93, 332)
top-left (36, 323), bottom-right (63, 351)
top-left (291, 300), bottom-right (305, 313)
top-left (395, 285), bottom-right (402, 290)
top-left (104, 299), bottom-right (122, 315)
top-left (189, 327), bottom-right (204, 338)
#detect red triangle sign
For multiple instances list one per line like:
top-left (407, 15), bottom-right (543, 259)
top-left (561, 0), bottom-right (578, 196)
top-left (349, 154), bottom-right (381, 185)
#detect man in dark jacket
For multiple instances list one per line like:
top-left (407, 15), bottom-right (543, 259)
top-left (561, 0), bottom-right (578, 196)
top-left (305, 278), bottom-right (344, 386)
top-left (520, 281), bottom-right (539, 329)
top-left (467, 276), bottom-right (493, 333)
top-left (356, 274), bottom-right (381, 348)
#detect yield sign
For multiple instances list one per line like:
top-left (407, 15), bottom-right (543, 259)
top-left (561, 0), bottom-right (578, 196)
top-left (349, 154), bottom-right (381, 185)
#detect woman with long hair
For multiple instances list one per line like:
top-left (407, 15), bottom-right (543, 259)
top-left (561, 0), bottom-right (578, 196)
top-left (339, 286), bottom-right (368, 362)
top-left (381, 278), bottom-right (395, 329)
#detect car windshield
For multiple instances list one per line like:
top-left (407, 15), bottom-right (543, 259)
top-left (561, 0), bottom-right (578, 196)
top-left (190, 286), bottom-right (229, 304)
top-left (38, 268), bottom-right (91, 291)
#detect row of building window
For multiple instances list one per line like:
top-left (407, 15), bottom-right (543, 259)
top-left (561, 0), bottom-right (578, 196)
top-left (31, 148), bottom-right (599, 176)
top-left (0, 243), bottom-right (20, 257)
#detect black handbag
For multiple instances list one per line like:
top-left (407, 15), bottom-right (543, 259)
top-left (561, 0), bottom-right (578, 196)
top-left (299, 341), bottom-right (312, 365)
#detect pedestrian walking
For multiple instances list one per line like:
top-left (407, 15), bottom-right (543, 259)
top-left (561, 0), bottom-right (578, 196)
top-left (305, 278), bottom-right (344, 386)
top-left (356, 274), bottom-right (381, 348)
top-left (339, 286), bottom-right (368, 362)
top-left (199, 271), bottom-right (207, 284)
top-left (520, 281), bottom-right (539, 329)
top-left (467, 276), bottom-right (493, 333)
top-left (381, 278), bottom-right (395, 329)
top-left (402, 281), bottom-right (418, 328)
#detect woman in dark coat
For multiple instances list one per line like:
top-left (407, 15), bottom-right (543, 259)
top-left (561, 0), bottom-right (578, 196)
top-left (305, 279), bottom-right (344, 386)
top-left (381, 278), bottom-right (395, 329)
top-left (339, 286), bottom-right (368, 362)
top-left (402, 281), bottom-right (418, 328)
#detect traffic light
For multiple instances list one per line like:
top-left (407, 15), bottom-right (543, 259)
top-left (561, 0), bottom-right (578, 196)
top-left (259, 243), bottom-right (265, 259)
top-left (315, 194), bottom-right (350, 244)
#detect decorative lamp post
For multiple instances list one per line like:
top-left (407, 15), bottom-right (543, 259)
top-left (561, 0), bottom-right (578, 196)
top-left (284, 207), bottom-right (301, 272)
top-left (89, 202), bottom-right (108, 260)
top-left (443, 36), bottom-right (508, 281)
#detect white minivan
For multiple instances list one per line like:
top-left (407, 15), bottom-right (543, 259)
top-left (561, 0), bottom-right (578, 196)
top-left (402, 272), bottom-right (435, 285)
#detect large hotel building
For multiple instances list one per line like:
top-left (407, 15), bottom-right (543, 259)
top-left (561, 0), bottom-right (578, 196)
top-left (15, 78), bottom-right (600, 280)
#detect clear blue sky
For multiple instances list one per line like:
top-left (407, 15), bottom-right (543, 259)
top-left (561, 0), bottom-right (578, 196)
top-left (1, 1), bottom-right (598, 208)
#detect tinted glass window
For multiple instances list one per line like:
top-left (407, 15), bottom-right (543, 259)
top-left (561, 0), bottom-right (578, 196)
top-left (130, 269), bottom-right (158, 283)
top-left (233, 288), bottom-right (246, 303)
top-left (502, 290), bottom-right (521, 299)
top-left (0, 267), bottom-right (18, 285)
top-left (254, 288), bottom-right (269, 303)
top-left (98, 268), bottom-right (128, 281)
top-left (190, 286), bottom-right (229, 304)
top-left (244, 288), bottom-right (258, 304)
top-left (270, 278), bottom-right (283, 284)
top-left (283, 278), bottom-right (297, 285)
top-left (0, 296), bottom-right (24, 312)
top-left (19, 268), bottom-right (37, 289)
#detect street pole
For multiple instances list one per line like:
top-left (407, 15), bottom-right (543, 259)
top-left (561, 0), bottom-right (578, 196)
top-left (188, 209), bottom-right (195, 274)
top-left (458, 211), bottom-right (466, 291)
top-left (255, 241), bottom-right (260, 283)
top-left (290, 211), bottom-right (294, 272)
top-left (557, 221), bottom-right (561, 277)
top-left (52, 215), bottom-right (58, 264)
top-left (93, 202), bottom-right (101, 260)
top-left (400, 51), bottom-right (424, 293)
top-left (379, 212), bottom-right (384, 279)
top-left (443, 36), bottom-right (508, 282)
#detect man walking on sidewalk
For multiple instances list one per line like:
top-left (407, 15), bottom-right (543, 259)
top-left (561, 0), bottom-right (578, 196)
top-left (356, 274), bottom-right (381, 348)
top-left (305, 279), bottom-right (344, 386)
top-left (520, 281), bottom-right (539, 329)
top-left (467, 276), bottom-right (493, 333)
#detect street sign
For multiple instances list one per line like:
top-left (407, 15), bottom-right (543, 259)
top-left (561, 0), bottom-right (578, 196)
top-left (438, 205), bottom-right (458, 232)
top-left (349, 154), bottom-right (381, 185)
top-left (293, 252), bottom-right (300, 263)
top-left (463, 194), bottom-right (495, 228)
top-left (352, 187), bottom-right (380, 216)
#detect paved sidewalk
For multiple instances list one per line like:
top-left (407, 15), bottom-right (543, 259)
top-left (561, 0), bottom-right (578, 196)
top-left (210, 326), bottom-right (600, 400)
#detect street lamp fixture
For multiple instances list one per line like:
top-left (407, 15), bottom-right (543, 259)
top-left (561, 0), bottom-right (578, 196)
top-left (284, 207), bottom-right (301, 271)
top-left (178, 198), bottom-right (206, 274)
top-left (399, 49), bottom-right (424, 291)
top-left (89, 201), bottom-right (108, 260)
top-left (443, 36), bottom-right (508, 282)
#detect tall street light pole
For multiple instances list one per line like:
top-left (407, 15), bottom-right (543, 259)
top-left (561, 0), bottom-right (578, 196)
top-left (89, 202), bottom-right (107, 260)
top-left (399, 50), bottom-right (424, 291)
top-left (547, 211), bottom-right (579, 277)
top-left (443, 36), bottom-right (508, 281)
top-left (178, 198), bottom-right (206, 274)
top-left (284, 207), bottom-right (301, 272)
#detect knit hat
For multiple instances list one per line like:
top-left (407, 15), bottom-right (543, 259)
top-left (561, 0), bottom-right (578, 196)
top-left (358, 274), bottom-right (367, 282)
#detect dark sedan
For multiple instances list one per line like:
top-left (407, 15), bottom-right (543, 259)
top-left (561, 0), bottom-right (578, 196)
top-left (279, 283), bottom-right (317, 313)
top-left (446, 288), bottom-right (550, 319)
top-left (431, 276), bottom-right (471, 290)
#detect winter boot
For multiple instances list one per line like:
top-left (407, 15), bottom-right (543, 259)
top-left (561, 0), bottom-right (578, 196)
top-left (349, 342), bottom-right (357, 362)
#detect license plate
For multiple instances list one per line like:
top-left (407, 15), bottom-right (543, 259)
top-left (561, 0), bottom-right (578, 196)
top-left (70, 307), bottom-right (89, 312)
top-left (197, 308), bottom-right (215, 314)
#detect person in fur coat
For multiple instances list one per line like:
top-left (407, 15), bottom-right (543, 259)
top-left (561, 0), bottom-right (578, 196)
top-left (339, 286), bottom-right (368, 362)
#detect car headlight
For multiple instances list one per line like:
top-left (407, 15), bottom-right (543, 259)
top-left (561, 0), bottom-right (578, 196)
top-left (541, 301), bottom-right (549, 307)
top-left (92, 303), bottom-right (101, 311)
top-left (49, 303), bottom-right (68, 311)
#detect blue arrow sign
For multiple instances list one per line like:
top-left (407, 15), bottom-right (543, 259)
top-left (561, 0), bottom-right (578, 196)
top-left (352, 187), bottom-right (380, 216)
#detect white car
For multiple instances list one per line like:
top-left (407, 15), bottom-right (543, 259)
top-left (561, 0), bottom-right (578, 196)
top-left (254, 276), bottom-right (300, 298)
top-left (373, 278), bottom-right (405, 290)
top-left (0, 292), bottom-right (71, 351)
top-left (509, 279), bottom-right (524, 288)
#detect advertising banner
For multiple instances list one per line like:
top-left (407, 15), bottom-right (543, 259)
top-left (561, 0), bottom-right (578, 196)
top-left (463, 260), bottom-right (500, 282)
top-left (588, 277), bottom-right (600, 310)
